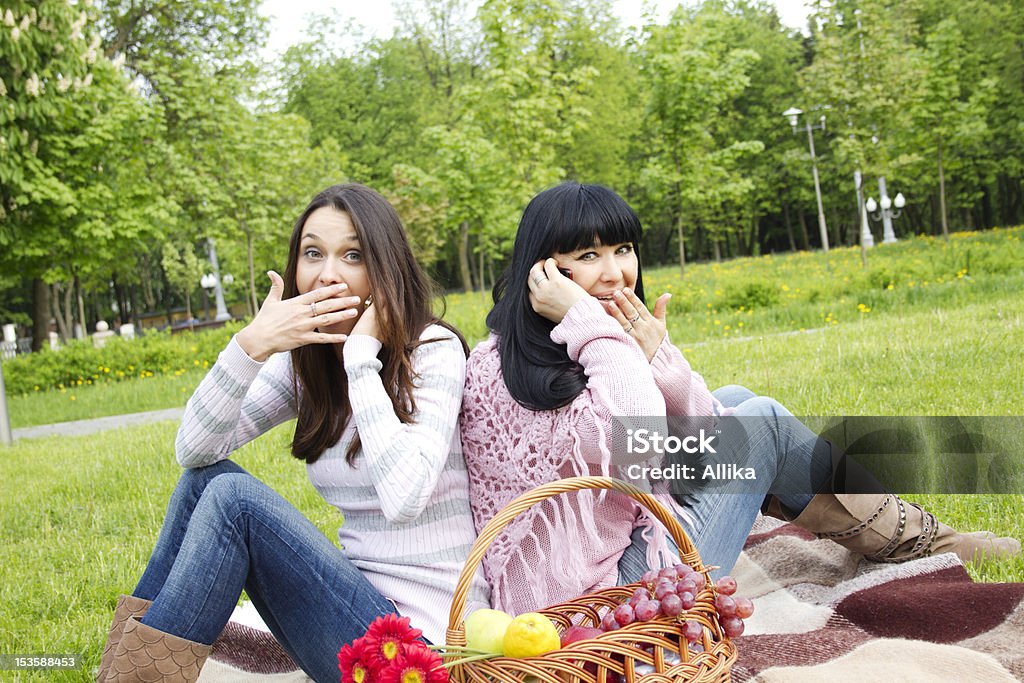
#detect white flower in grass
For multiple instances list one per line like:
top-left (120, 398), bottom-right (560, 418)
top-left (55, 43), bottom-right (64, 54)
top-left (57, 74), bottom-right (71, 92)
top-left (112, 53), bottom-right (125, 69)
top-left (11, 25), bottom-right (19, 41)
top-left (19, 14), bottom-right (29, 31)
top-left (3, 10), bottom-right (14, 27)
top-left (82, 73), bottom-right (93, 87)
top-left (0, 78), bottom-right (6, 97)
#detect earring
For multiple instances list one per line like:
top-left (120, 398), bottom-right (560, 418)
top-left (364, 294), bottom-right (373, 309)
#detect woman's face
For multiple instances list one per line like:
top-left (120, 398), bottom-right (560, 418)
top-left (553, 239), bottom-right (638, 301)
top-left (295, 207), bottom-right (370, 335)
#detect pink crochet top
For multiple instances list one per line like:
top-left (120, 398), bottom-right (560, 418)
top-left (460, 296), bottom-right (721, 615)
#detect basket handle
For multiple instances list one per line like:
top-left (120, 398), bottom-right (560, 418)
top-left (446, 476), bottom-right (704, 639)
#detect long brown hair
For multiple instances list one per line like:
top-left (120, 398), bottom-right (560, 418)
top-left (282, 183), bottom-right (467, 464)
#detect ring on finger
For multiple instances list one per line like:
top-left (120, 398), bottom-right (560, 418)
top-left (623, 324), bottom-right (634, 334)
top-left (310, 301), bottom-right (318, 317)
top-left (532, 275), bottom-right (547, 286)
top-left (629, 313), bottom-right (640, 323)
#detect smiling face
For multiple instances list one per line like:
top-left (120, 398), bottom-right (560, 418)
top-left (294, 207), bottom-right (370, 335)
top-left (553, 239), bottom-right (638, 300)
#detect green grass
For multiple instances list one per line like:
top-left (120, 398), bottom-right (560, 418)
top-left (6, 369), bottom-right (205, 429)
top-left (3, 228), bottom-right (1024, 680)
top-left (1, 421), bottom-right (334, 682)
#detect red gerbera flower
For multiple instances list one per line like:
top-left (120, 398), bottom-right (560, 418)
top-left (364, 615), bottom-right (423, 672)
top-left (379, 645), bottom-right (448, 683)
top-left (338, 639), bottom-right (376, 683)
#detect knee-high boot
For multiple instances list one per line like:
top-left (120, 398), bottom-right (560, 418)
top-left (768, 493), bottom-right (1021, 566)
top-left (104, 617), bottom-right (211, 683)
top-left (97, 595), bottom-right (152, 682)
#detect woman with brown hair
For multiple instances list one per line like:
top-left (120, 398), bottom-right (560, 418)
top-left (96, 183), bottom-right (488, 683)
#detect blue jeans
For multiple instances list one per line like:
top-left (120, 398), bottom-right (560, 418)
top-left (618, 385), bottom-right (830, 582)
top-left (133, 460), bottom-right (398, 683)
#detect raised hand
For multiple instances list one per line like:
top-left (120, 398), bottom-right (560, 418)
top-left (235, 271), bottom-right (362, 362)
top-left (528, 258), bottom-right (588, 323)
top-left (601, 288), bottom-right (671, 361)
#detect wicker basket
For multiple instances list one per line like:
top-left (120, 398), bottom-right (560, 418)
top-left (445, 476), bottom-right (737, 683)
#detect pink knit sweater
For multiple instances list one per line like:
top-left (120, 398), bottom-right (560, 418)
top-left (460, 296), bottom-right (721, 615)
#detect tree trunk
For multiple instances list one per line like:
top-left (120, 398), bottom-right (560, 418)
top-left (782, 204), bottom-right (797, 251)
top-left (797, 210), bottom-right (812, 250)
top-left (112, 273), bottom-right (128, 326)
top-left (478, 247), bottom-right (485, 292)
top-left (457, 221), bottom-right (472, 292)
top-left (676, 211), bottom-right (687, 277)
top-left (713, 239), bottom-right (722, 263)
top-left (51, 283), bottom-right (70, 343)
top-left (244, 222), bottom-right (258, 317)
top-left (938, 142), bottom-right (949, 242)
top-left (31, 279), bottom-right (49, 352)
top-left (185, 292), bottom-right (194, 331)
top-left (75, 276), bottom-right (87, 338)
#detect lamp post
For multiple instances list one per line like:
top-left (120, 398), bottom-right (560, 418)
top-left (0, 358), bottom-right (11, 446)
top-left (204, 239), bottom-right (232, 322)
top-left (783, 107), bottom-right (830, 252)
top-left (865, 178), bottom-right (904, 243)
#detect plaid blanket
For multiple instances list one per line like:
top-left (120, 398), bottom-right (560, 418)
top-left (201, 515), bottom-right (1024, 682)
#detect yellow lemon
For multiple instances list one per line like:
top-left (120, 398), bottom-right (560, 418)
top-left (465, 608), bottom-right (514, 654)
top-left (502, 612), bottom-right (560, 658)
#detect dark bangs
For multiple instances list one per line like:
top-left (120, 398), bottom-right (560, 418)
top-left (520, 183), bottom-right (644, 260)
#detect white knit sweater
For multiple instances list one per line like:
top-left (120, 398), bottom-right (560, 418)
top-left (175, 327), bottom-right (489, 644)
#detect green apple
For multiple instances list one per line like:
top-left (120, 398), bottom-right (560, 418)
top-left (465, 608), bottom-right (514, 654)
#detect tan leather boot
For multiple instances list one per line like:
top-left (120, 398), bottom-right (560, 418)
top-left (97, 594), bottom-right (152, 682)
top-left (781, 493), bottom-right (1021, 566)
top-left (104, 617), bottom-right (211, 683)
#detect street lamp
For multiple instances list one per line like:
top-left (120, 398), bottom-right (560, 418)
top-left (783, 107), bottom-right (830, 252)
top-left (204, 239), bottom-right (232, 322)
top-left (865, 180), bottom-right (905, 244)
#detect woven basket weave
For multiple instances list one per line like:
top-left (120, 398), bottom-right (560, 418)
top-left (445, 476), bottom-right (737, 683)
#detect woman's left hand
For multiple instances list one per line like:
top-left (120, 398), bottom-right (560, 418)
top-left (350, 296), bottom-right (380, 340)
top-left (602, 289), bottom-right (671, 361)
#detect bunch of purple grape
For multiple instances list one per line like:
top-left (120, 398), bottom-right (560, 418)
top-left (598, 564), bottom-right (754, 640)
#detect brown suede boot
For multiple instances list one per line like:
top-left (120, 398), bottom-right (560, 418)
top-left (104, 617), bottom-right (211, 683)
top-left (779, 493), bottom-right (1021, 566)
top-left (97, 594), bottom-right (152, 682)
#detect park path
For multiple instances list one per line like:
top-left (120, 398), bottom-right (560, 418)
top-left (11, 407), bottom-right (185, 441)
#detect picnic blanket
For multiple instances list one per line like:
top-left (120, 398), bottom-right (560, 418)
top-left (200, 515), bottom-right (1024, 682)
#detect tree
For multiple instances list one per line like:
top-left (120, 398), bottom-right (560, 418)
top-left (639, 4), bottom-right (762, 273)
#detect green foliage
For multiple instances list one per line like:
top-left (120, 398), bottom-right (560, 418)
top-left (718, 281), bottom-right (781, 310)
top-left (2, 323), bottom-right (244, 395)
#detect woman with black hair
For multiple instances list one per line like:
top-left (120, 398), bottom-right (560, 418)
top-left (97, 184), bottom-right (489, 683)
top-left (460, 182), bottom-right (1018, 616)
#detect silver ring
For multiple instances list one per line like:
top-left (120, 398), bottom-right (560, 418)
top-left (310, 301), bottom-right (318, 317)
top-left (629, 313), bottom-right (640, 323)
top-left (532, 275), bottom-right (547, 286)
top-left (623, 324), bottom-right (634, 334)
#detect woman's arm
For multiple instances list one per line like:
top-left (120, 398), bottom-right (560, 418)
top-left (552, 296), bottom-right (668, 465)
top-left (650, 336), bottom-right (719, 417)
top-left (343, 329), bottom-right (466, 524)
top-left (175, 337), bottom-right (298, 468)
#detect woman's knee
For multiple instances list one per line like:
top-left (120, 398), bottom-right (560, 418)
top-left (195, 472), bottom-right (265, 525)
top-left (179, 459), bottom-right (246, 492)
top-left (732, 395), bottom-right (790, 419)
top-left (713, 384), bottom-right (757, 408)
